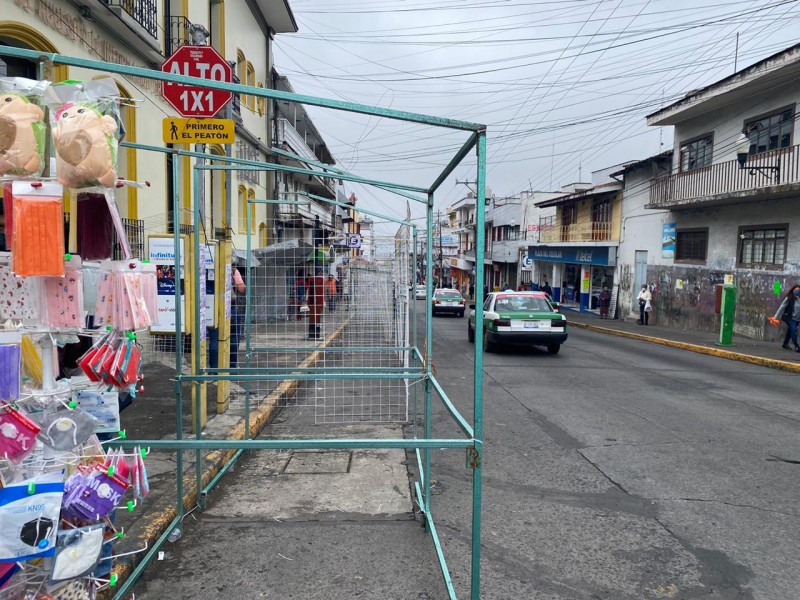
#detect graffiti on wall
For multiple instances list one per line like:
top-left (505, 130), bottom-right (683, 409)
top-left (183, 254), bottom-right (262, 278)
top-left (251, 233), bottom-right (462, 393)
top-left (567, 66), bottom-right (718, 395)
top-left (646, 265), bottom-right (791, 341)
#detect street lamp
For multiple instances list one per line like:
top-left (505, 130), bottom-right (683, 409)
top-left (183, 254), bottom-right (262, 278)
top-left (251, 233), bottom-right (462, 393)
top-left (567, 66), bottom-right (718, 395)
top-left (736, 131), bottom-right (780, 183)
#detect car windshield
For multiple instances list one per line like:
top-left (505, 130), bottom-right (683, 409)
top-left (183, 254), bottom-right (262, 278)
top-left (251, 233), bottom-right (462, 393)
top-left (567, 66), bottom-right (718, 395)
top-left (435, 290), bottom-right (462, 299)
top-left (494, 295), bottom-right (552, 312)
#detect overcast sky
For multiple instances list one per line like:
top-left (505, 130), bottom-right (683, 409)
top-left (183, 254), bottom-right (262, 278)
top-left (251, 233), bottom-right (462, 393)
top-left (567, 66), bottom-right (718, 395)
top-left (273, 0), bottom-right (800, 235)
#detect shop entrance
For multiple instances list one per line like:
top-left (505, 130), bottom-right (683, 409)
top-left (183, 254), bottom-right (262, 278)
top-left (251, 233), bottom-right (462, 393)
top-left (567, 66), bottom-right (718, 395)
top-left (590, 266), bottom-right (615, 311)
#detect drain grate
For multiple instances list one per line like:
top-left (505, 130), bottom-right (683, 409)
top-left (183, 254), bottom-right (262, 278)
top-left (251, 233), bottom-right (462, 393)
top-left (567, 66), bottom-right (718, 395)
top-left (281, 450), bottom-right (353, 475)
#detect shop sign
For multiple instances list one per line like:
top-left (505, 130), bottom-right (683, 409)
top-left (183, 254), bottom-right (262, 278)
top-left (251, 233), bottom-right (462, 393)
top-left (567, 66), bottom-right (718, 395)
top-left (662, 223), bottom-right (676, 259)
top-left (149, 237), bottom-right (185, 333)
top-left (527, 245), bottom-right (615, 266)
top-left (163, 118), bottom-right (234, 144)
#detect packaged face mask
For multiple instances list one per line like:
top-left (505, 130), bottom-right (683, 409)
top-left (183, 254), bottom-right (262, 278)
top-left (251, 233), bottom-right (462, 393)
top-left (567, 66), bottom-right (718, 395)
top-left (37, 409), bottom-right (100, 452)
top-left (0, 402), bottom-right (40, 464)
top-left (50, 525), bottom-right (104, 581)
top-left (0, 475), bottom-right (64, 562)
top-left (62, 461), bottom-right (129, 521)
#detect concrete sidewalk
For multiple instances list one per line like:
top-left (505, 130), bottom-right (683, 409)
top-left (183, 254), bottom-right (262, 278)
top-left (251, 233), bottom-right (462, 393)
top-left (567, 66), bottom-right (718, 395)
top-left (563, 308), bottom-right (800, 374)
top-left (109, 311), bottom-right (350, 593)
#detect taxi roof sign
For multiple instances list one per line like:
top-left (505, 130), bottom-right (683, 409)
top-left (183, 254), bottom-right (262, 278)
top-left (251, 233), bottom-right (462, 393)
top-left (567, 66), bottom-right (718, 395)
top-left (163, 117), bottom-right (234, 144)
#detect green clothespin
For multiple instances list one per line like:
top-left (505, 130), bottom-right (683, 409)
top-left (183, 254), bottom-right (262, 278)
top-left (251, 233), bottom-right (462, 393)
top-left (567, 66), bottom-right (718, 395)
top-left (106, 325), bottom-right (113, 331)
top-left (115, 531), bottom-right (125, 539)
top-left (127, 500), bottom-right (135, 512)
top-left (773, 280), bottom-right (782, 295)
top-left (119, 430), bottom-right (127, 439)
top-left (142, 259), bottom-right (150, 264)
top-left (109, 574), bottom-right (118, 587)
top-left (68, 401), bottom-right (77, 409)
top-left (64, 253), bottom-right (72, 261)
top-left (27, 482), bottom-right (35, 495)
top-left (107, 465), bottom-right (115, 477)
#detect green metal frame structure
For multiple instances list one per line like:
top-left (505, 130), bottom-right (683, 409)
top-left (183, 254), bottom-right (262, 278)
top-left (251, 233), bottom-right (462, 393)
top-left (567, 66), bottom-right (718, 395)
top-left (0, 45), bottom-right (488, 599)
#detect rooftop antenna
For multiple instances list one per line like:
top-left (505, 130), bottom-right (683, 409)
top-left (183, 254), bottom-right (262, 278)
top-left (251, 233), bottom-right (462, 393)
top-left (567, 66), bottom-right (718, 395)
top-left (734, 32), bottom-right (740, 72)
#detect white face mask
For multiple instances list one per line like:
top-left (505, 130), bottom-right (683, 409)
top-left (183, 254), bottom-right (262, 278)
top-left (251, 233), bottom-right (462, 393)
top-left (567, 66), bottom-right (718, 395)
top-left (50, 525), bottom-right (105, 581)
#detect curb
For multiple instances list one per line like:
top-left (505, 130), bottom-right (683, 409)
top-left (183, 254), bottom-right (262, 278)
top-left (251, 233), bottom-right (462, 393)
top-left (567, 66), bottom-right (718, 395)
top-left (569, 320), bottom-right (800, 374)
top-left (111, 320), bottom-right (350, 595)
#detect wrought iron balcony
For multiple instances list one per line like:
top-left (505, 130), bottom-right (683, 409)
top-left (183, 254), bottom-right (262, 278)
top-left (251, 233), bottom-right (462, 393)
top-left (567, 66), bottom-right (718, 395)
top-left (649, 144), bottom-right (800, 208)
top-left (168, 16), bottom-right (192, 55)
top-left (101, 0), bottom-right (158, 40)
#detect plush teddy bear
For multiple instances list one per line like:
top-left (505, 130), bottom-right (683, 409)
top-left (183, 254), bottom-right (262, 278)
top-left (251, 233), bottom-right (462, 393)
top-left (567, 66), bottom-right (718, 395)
top-left (52, 102), bottom-right (118, 188)
top-left (0, 92), bottom-right (45, 177)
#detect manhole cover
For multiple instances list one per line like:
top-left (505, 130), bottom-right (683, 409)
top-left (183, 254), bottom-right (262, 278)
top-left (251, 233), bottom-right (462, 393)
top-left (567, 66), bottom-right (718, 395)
top-left (282, 451), bottom-right (352, 474)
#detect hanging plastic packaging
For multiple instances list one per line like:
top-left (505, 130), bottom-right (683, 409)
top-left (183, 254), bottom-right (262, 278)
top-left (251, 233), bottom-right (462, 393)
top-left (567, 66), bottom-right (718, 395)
top-left (36, 407), bottom-right (101, 452)
top-left (0, 402), bottom-right (40, 464)
top-left (72, 390), bottom-right (119, 434)
top-left (11, 180), bottom-right (65, 277)
top-left (104, 188), bottom-right (132, 259)
top-left (50, 525), bottom-right (105, 582)
top-left (0, 346), bottom-right (20, 401)
top-left (142, 261), bottom-right (158, 326)
top-left (20, 335), bottom-right (43, 388)
top-left (0, 473), bottom-right (64, 562)
top-left (41, 255), bottom-right (85, 329)
top-left (0, 261), bottom-right (41, 322)
top-left (0, 77), bottom-right (48, 178)
top-left (62, 457), bottom-right (129, 521)
top-left (94, 262), bottom-right (153, 331)
top-left (45, 78), bottom-right (123, 190)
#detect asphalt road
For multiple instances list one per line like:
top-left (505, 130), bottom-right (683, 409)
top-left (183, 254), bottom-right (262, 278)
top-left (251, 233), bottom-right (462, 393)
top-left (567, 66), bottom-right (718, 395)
top-left (423, 305), bottom-right (800, 600)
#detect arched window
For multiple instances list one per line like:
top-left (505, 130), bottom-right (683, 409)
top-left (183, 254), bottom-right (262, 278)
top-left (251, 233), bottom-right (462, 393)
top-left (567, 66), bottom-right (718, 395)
top-left (237, 185), bottom-right (247, 234)
top-left (245, 62), bottom-right (255, 111)
top-left (236, 50), bottom-right (247, 107)
top-left (256, 81), bottom-right (265, 116)
top-left (247, 188), bottom-right (256, 234)
top-left (258, 222), bottom-right (268, 247)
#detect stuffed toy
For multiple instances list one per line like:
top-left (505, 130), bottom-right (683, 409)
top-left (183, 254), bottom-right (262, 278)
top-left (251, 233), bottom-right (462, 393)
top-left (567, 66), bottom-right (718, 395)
top-left (0, 92), bottom-right (45, 177)
top-left (52, 102), bottom-right (118, 188)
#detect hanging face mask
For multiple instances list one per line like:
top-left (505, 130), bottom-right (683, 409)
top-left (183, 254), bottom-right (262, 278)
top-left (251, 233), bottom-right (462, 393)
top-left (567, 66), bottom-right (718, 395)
top-left (37, 408), bottom-right (100, 452)
top-left (0, 403), bottom-right (40, 464)
top-left (50, 525), bottom-right (104, 582)
top-left (0, 475), bottom-right (64, 561)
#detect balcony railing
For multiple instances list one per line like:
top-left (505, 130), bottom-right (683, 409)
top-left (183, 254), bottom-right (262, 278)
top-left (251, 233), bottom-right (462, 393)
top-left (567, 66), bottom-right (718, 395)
top-left (167, 16), bottom-right (192, 55)
top-left (539, 221), bottom-right (613, 243)
top-left (650, 144), bottom-right (800, 206)
top-left (276, 118), bottom-right (319, 163)
top-left (101, 0), bottom-right (158, 39)
top-left (112, 218), bottom-right (145, 260)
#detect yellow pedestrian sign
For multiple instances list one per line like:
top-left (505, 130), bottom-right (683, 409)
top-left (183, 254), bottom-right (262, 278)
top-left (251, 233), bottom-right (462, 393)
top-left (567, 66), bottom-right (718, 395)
top-left (163, 118), bottom-right (235, 144)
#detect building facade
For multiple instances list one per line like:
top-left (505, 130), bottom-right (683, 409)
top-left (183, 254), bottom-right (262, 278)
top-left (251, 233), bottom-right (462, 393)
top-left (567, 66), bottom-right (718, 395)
top-left (640, 42), bottom-right (800, 340)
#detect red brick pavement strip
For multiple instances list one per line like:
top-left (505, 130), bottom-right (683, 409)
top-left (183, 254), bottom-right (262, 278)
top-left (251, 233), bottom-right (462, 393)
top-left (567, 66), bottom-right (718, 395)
top-left (568, 319), bottom-right (800, 375)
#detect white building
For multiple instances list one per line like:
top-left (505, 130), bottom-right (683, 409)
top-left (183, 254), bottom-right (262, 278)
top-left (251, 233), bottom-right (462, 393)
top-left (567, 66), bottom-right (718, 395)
top-left (619, 42), bottom-right (800, 339)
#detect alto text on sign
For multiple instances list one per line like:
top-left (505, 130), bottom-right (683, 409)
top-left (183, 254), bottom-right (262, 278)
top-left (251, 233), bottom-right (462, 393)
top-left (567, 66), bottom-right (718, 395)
top-left (163, 118), bottom-right (235, 144)
top-left (161, 45), bottom-right (233, 118)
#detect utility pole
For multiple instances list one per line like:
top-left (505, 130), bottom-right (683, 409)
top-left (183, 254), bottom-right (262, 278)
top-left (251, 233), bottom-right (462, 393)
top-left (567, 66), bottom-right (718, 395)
top-left (438, 209), bottom-right (444, 288)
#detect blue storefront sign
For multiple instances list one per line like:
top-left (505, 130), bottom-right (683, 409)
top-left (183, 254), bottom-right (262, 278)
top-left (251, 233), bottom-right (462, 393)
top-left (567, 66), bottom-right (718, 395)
top-left (527, 246), bottom-right (615, 266)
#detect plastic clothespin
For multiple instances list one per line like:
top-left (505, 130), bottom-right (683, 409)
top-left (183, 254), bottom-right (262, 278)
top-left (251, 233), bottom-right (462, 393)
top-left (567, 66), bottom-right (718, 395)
top-left (64, 253), bottom-right (73, 261)
top-left (109, 574), bottom-right (118, 587)
top-left (68, 401), bottom-right (77, 409)
top-left (119, 430), bottom-right (127, 440)
top-left (126, 331), bottom-right (136, 341)
top-left (127, 500), bottom-right (136, 512)
top-left (27, 482), bottom-right (35, 495)
top-left (106, 325), bottom-right (113, 331)
top-left (115, 531), bottom-right (125, 539)
top-left (140, 447), bottom-right (148, 458)
top-left (107, 465), bottom-right (115, 477)
top-left (142, 259), bottom-right (150, 264)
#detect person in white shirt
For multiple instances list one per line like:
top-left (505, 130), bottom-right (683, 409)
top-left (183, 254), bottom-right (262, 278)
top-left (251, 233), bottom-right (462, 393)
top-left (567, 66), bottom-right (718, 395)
top-left (637, 284), bottom-right (652, 325)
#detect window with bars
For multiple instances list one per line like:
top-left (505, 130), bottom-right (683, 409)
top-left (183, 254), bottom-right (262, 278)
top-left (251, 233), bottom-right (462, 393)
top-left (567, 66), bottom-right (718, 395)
top-left (675, 229), bottom-right (708, 262)
top-left (679, 134), bottom-right (713, 171)
top-left (737, 225), bottom-right (787, 268)
top-left (745, 106), bottom-right (794, 154)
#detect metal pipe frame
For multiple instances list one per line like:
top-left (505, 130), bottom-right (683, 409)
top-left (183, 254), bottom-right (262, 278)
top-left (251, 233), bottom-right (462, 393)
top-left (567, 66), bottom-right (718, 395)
top-left (0, 44), bottom-right (485, 600)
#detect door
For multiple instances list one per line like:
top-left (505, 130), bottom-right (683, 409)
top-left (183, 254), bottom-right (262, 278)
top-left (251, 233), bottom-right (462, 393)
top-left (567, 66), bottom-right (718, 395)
top-left (634, 251), bottom-right (648, 313)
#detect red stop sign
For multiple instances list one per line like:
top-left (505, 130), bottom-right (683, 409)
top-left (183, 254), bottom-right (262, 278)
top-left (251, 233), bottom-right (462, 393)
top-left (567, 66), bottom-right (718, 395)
top-left (161, 46), bottom-right (233, 118)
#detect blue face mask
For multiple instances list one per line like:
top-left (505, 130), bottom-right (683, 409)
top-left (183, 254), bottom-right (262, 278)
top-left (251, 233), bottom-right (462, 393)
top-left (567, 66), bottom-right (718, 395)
top-left (794, 290), bottom-right (800, 297)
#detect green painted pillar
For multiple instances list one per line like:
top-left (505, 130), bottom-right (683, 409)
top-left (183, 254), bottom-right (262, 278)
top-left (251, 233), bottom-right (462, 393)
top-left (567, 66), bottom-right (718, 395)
top-left (718, 285), bottom-right (736, 346)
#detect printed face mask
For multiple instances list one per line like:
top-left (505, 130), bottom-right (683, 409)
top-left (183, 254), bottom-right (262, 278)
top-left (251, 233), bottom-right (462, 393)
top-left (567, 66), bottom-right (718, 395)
top-left (0, 403), bottom-right (40, 464)
top-left (50, 525), bottom-right (104, 581)
top-left (38, 410), bottom-right (99, 452)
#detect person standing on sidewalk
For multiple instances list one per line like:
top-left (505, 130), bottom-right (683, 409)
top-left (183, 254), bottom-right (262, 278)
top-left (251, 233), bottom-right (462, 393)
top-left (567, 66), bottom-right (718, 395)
top-left (598, 287), bottom-right (611, 319)
top-left (230, 265), bottom-right (246, 368)
top-left (637, 284), bottom-right (652, 325)
top-left (771, 284), bottom-right (800, 351)
top-left (326, 274), bottom-right (337, 312)
top-left (306, 269), bottom-right (325, 340)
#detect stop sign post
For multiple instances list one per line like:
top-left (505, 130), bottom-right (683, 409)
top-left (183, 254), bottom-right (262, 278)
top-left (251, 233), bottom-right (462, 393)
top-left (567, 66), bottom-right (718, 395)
top-left (161, 46), bottom-right (233, 118)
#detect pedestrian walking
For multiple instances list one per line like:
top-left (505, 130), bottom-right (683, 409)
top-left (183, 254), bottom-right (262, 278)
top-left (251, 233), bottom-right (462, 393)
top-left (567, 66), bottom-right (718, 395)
top-left (326, 274), bottom-right (337, 312)
top-left (230, 265), bottom-right (246, 368)
top-left (469, 283), bottom-right (474, 299)
top-left (461, 282), bottom-right (467, 297)
top-left (540, 279), bottom-right (552, 297)
top-left (637, 284), bottom-right (652, 325)
top-left (306, 269), bottom-right (325, 340)
top-left (598, 286), bottom-right (611, 319)
top-left (769, 284), bottom-right (800, 351)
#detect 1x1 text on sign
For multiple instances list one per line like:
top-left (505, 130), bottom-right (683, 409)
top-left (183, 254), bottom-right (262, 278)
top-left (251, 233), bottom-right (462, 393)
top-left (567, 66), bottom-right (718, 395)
top-left (162, 118), bottom-right (235, 144)
top-left (161, 46), bottom-right (233, 118)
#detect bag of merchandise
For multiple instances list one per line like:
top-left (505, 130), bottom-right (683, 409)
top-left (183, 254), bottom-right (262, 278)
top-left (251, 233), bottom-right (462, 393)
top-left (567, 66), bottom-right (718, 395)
top-left (0, 77), bottom-right (48, 178)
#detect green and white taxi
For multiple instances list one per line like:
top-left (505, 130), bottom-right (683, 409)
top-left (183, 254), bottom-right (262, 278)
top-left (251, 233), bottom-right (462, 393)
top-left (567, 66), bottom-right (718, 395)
top-left (467, 291), bottom-right (567, 354)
